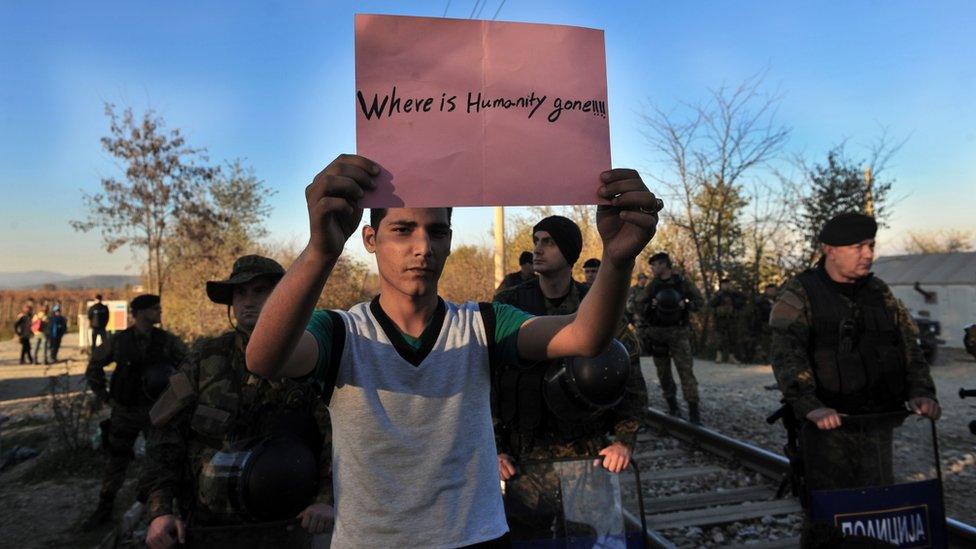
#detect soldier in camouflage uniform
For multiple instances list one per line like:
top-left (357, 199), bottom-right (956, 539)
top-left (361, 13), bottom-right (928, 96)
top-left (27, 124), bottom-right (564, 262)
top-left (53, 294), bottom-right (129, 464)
top-left (769, 213), bottom-right (940, 497)
top-left (625, 273), bottom-right (649, 332)
top-left (494, 216), bottom-right (646, 539)
top-left (636, 252), bottom-right (705, 423)
top-left (83, 294), bottom-right (188, 531)
top-left (142, 256), bottom-right (333, 549)
top-left (710, 278), bottom-right (745, 363)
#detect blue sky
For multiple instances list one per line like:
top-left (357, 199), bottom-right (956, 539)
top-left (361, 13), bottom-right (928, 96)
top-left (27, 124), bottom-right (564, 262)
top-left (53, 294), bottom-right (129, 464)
top-left (1, 1), bottom-right (974, 275)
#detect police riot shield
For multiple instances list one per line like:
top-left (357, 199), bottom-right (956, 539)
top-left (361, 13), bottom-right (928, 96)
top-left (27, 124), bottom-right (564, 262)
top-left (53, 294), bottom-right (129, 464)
top-left (802, 410), bottom-right (947, 548)
top-left (503, 457), bottom-right (647, 548)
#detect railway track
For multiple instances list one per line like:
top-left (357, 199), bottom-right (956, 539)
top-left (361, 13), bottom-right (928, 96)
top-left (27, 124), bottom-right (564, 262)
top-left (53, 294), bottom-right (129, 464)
top-left (628, 407), bottom-right (976, 548)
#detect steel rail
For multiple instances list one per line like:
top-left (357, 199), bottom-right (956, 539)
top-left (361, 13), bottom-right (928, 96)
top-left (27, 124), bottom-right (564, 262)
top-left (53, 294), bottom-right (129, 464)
top-left (642, 407), bottom-right (976, 546)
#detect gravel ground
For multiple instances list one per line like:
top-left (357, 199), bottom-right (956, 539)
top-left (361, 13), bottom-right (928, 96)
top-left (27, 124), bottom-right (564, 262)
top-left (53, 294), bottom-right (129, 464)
top-left (639, 350), bottom-right (976, 527)
top-left (633, 435), bottom-right (802, 547)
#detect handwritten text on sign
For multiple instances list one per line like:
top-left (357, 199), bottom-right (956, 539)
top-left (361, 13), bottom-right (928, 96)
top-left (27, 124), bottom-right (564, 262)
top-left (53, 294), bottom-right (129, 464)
top-left (355, 14), bottom-right (611, 207)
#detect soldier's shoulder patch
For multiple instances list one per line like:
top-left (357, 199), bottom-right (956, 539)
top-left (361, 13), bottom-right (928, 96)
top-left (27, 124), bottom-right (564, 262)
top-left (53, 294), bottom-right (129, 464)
top-left (769, 289), bottom-right (805, 329)
top-left (149, 370), bottom-right (196, 427)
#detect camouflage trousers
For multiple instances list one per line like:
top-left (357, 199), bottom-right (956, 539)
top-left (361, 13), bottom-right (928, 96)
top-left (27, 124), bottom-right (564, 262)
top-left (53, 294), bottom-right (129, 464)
top-left (640, 325), bottom-right (699, 404)
top-left (99, 404), bottom-right (151, 502)
top-left (713, 318), bottom-right (738, 362)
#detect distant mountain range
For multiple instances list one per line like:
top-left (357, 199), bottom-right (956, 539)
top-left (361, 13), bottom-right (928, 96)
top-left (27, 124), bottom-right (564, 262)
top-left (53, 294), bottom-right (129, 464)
top-left (0, 271), bottom-right (141, 290)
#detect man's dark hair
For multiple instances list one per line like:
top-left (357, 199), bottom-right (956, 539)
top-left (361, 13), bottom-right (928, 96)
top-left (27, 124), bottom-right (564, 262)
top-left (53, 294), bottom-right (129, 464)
top-left (370, 208), bottom-right (453, 228)
top-left (582, 258), bottom-right (601, 269)
top-left (95, 294), bottom-right (103, 301)
top-left (518, 251), bottom-right (533, 265)
top-left (647, 252), bottom-right (672, 268)
top-left (765, 284), bottom-right (778, 291)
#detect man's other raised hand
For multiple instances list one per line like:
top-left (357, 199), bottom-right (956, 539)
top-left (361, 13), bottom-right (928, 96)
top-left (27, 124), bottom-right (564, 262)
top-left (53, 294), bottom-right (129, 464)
top-left (597, 168), bottom-right (661, 268)
top-left (306, 154), bottom-right (380, 257)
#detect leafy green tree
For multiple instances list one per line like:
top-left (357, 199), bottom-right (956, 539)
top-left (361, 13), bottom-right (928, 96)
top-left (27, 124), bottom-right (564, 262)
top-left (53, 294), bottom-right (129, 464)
top-left (795, 143), bottom-right (896, 263)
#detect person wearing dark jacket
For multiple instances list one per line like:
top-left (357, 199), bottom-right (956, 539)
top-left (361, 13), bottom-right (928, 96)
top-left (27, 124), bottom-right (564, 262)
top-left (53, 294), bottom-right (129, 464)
top-left (495, 251), bottom-right (537, 293)
top-left (87, 294), bottom-right (110, 351)
top-left (82, 294), bottom-right (188, 531)
top-left (46, 304), bottom-right (69, 362)
top-left (14, 304), bottom-right (33, 364)
top-left (494, 215), bottom-right (647, 538)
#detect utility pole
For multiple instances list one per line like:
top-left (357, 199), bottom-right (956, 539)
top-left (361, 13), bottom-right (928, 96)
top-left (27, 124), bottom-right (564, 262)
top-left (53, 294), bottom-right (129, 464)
top-left (493, 207), bottom-right (505, 288)
top-left (864, 166), bottom-right (875, 216)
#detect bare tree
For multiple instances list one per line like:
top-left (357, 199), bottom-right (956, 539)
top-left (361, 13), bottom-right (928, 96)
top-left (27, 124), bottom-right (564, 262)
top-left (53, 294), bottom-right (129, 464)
top-left (71, 104), bottom-right (216, 296)
top-left (640, 73), bottom-right (790, 298)
top-left (741, 179), bottom-right (795, 290)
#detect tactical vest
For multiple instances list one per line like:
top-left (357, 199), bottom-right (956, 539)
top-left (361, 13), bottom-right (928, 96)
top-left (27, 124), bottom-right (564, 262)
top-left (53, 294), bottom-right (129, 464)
top-left (713, 291), bottom-right (738, 319)
top-left (109, 328), bottom-right (176, 407)
top-left (645, 274), bottom-right (691, 327)
top-left (171, 332), bottom-right (324, 525)
top-left (495, 280), bottom-right (612, 455)
top-left (798, 268), bottom-right (907, 415)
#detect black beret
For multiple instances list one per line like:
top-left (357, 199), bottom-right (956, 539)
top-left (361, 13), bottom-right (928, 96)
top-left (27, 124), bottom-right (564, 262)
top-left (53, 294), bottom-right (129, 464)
top-left (533, 216), bottom-right (583, 266)
top-left (130, 294), bottom-right (160, 312)
top-left (819, 212), bottom-right (878, 246)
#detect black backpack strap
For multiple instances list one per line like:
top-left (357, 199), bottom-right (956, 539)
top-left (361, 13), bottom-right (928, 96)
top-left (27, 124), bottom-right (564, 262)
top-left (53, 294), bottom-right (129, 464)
top-left (478, 302), bottom-right (497, 372)
top-left (318, 310), bottom-right (346, 405)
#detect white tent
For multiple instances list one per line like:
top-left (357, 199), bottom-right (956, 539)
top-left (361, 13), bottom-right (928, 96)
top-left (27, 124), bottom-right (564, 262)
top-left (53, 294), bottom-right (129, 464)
top-left (872, 252), bottom-right (976, 348)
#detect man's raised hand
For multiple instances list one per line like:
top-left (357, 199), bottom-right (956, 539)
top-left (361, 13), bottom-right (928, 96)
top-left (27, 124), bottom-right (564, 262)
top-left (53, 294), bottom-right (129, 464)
top-left (305, 154), bottom-right (380, 257)
top-left (596, 169), bottom-right (661, 268)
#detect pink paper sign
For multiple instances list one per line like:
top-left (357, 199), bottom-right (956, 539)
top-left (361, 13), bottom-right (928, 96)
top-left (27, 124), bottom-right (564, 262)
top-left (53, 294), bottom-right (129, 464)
top-left (355, 14), bottom-right (611, 207)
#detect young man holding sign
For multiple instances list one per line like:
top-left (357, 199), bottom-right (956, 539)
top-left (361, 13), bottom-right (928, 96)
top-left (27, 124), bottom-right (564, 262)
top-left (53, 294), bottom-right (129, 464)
top-left (246, 153), bottom-right (660, 547)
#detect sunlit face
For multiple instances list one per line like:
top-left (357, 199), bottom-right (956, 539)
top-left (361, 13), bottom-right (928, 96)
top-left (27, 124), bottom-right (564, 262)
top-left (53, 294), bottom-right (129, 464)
top-left (532, 230), bottom-right (569, 275)
top-left (824, 238), bottom-right (875, 282)
top-left (583, 267), bottom-right (599, 284)
top-left (363, 208), bottom-right (452, 298)
top-left (232, 276), bottom-right (277, 332)
top-left (649, 259), bottom-right (669, 278)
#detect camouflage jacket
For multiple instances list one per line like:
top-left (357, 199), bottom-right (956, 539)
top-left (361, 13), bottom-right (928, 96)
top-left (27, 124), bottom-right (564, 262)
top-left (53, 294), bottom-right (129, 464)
top-left (142, 331), bottom-right (332, 524)
top-left (709, 289), bottom-right (745, 320)
top-left (769, 271), bottom-right (936, 420)
top-left (494, 278), bottom-right (642, 458)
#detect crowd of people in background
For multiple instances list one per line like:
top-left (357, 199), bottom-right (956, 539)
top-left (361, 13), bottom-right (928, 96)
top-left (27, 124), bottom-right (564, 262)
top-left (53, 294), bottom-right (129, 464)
top-left (497, 248), bottom-right (785, 367)
top-left (12, 300), bottom-right (69, 365)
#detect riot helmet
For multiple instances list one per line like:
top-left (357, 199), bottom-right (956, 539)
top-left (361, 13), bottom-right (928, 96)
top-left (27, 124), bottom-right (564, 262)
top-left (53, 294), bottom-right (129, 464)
top-left (205, 434), bottom-right (319, 522)
top-left (653, 287), bottom-right (685, 325)
top-left (544, 339), bottom-right (630, 424)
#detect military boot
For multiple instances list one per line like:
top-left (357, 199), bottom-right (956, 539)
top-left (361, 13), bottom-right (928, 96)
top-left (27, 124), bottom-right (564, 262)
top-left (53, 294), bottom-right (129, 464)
top-left (688, 402), bottom-right (701, 425)
top-left (666, 396), bottom-right (682, 418)
top-left (81, 497), bottom-right (113, 532)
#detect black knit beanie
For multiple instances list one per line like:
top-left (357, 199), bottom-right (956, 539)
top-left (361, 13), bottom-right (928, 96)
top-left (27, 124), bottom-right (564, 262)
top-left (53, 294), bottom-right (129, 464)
top-left (533, 215), bottom-right (583, 266)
